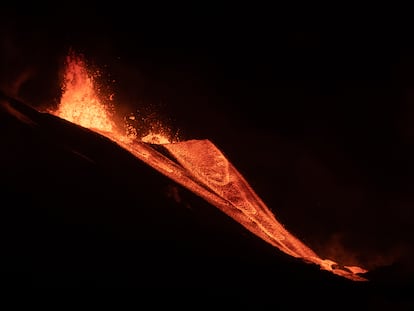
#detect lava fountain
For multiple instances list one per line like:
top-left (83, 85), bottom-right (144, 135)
top-left (49, 50), bottom-right (368, 282)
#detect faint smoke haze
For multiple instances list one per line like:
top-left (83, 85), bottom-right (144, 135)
top-left (0, 17), bottom-right (63, 107)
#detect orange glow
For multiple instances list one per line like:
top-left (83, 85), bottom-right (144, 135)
top-left (53, 51), bottom-right (173, 145)
top-left (50, 50), bottom-right (368, 282)
top-left (54, 51), bottom-right (116, 133)
top-left (142, 132), bottom-right (171, 145)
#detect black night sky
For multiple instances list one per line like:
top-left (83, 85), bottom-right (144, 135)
top-left (1, 4), bottom-right (414, 303)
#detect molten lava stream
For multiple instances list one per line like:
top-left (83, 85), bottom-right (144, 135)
top-left (49, 50), bottom-right (368, 282)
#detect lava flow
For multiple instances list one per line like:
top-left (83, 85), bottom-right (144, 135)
top-left (49, 50), bottom-right (368, 282)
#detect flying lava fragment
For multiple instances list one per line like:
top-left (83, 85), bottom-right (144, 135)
top-left (48, 50), bottom-right (368, 281)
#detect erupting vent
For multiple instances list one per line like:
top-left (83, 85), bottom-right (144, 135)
top-left (49, 50), bottom-right (368, 282)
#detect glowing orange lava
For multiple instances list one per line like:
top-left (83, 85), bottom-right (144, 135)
top-left (50, 51), bottom-right (368, 282)
top-left (54, 51), bottom-right (116, 133)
